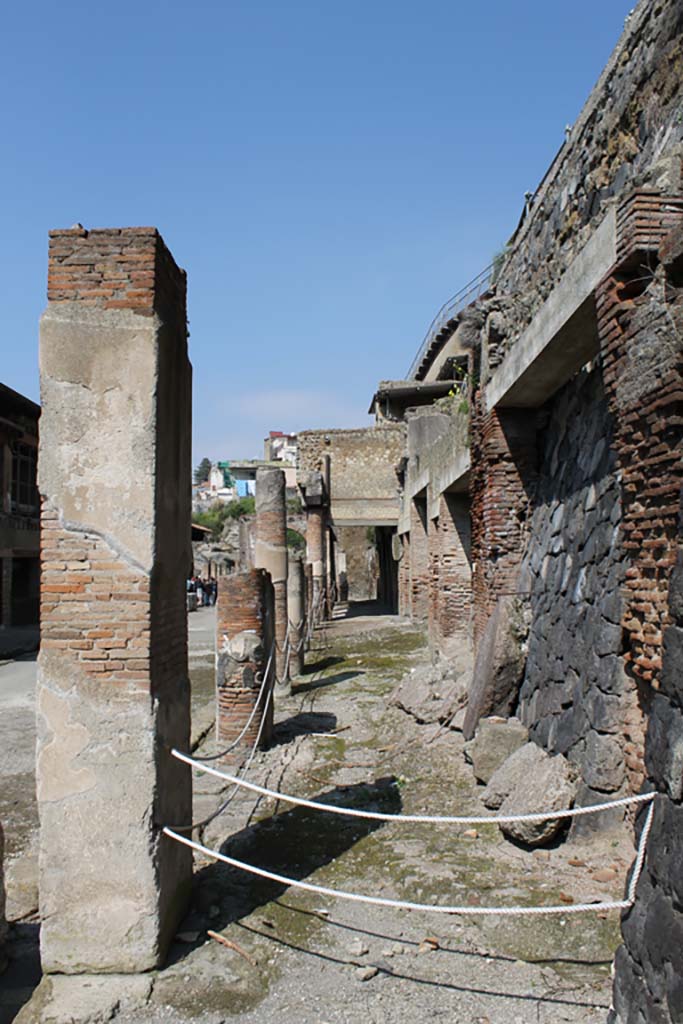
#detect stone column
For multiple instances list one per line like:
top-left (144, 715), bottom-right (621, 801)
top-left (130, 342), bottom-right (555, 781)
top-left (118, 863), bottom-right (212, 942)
top-left (254, 468), bottom-right (288, 688)
top-left (287, 556), bottom-right (305, 677)
top-left (37, 225), bottom-right (192, 974)
top-left (0, 821), bottom-right (7, 974)
top-left (304, 562), bottom-right (313, 649)
top-left (216, 569), bottom-right (274, 763)
top-left (306, 505), bottom-right (326, 625)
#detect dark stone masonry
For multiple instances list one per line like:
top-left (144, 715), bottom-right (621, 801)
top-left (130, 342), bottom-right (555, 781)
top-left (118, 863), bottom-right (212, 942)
top-left (518, 365), bottom-right (636, 812)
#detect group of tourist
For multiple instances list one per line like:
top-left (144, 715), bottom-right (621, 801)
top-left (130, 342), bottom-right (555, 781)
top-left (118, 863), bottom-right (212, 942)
top-left (187, 575), bottom-right (218, 606)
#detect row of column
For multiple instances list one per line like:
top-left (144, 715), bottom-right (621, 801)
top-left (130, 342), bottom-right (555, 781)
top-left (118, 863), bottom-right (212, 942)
top-left (215, 466), bottom-right (322, 764)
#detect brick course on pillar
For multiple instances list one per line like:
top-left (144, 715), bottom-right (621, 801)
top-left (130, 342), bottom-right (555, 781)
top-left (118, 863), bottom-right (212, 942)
top-left (37, 225), bottom-right (192, 973)
top-left (255, 468), bottom-right (288, 687)
top-left (470, 404), bottom-right (537, 647)
top-left (216, 569), bottom-right (274, 764)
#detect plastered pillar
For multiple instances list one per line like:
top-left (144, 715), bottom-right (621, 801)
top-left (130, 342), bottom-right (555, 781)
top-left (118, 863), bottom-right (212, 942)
top-left (37, 225), bottom-right (192, 973)
top-left (254, 468), bottom-right (288, 688)
top-left (287, 556), bottom-right (305, 677)
top-left (216, 569), bottom-right (274, 763)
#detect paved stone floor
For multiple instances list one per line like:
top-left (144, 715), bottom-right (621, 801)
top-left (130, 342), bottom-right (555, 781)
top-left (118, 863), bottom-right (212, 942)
top-left (3, 605), bottom-right (635, 1023)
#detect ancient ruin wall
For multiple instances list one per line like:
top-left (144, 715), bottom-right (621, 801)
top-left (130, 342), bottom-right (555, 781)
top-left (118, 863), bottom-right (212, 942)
top-left (517, 366), bottom-right (642, 805)
top-left (487, 0), bottom-right (683, 368)
top-left (470, 406), bottom-right (537, 645)
top-left (297, 426), bottom-right (404, 526)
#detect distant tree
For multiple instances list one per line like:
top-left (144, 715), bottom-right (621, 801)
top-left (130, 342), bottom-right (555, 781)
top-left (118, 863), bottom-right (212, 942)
top-left (194, 457), bottom-right (212, 484)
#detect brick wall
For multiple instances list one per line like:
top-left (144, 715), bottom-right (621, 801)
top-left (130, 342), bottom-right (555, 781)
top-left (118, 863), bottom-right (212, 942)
top-left (47, 226), bottom-right (186, 323)
top-left (593, 193), bottom-right (683, 796)
top-left (41, 513), bottom-right (151, 686)
top-left (409, 497), bottom-right (429, 622)
top-left (470, 405), bottom-right (537, 646)
top-left (435, 494), bottom-right (472, 654)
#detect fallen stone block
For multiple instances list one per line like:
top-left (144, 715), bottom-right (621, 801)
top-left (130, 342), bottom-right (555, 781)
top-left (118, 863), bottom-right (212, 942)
top-left (463, 717), bottom-right (528, 783)
top-left (15, 973), bottom-right (154, 1024)
top-left (462, 596), bottom-right (530, 741)
top-left (389, 665), bottom-right (468, 726)
top-left (494, 743), bottom-right (577, 847)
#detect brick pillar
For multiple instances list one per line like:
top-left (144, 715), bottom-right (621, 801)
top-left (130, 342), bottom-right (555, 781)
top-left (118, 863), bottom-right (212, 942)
top-left (436, 493), bottom-right (472, 656)
top-left (254, 468), bottom-right (288, 690)
top-left (0, 821), bottom-right (7, 974)
top-left (409, 496), bottom-right (429, 622)
top-left (470, 403), bottom-right (537, 648)
top-left (306, 505), bottom-right (326, 623)
top-left (216, 569), bottom-right (274, 764)
top-left (287, 556), bottom-right (305, 677)
top-left (37, 225), bottom-right (192, 973)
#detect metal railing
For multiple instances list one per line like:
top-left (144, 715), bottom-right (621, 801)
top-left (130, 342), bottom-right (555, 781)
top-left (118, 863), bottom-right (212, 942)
top-left (407, 263), bottom-right (493, 380)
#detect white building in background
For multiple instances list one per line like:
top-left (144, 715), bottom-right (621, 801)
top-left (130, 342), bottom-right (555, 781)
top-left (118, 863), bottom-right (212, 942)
top-left (264, 430), bottom-right (297, 465)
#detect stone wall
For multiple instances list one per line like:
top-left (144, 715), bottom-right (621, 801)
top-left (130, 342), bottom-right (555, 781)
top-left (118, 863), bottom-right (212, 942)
top-left (487, 0), bottom-right (683, 371)
top-left (297, 425), bottom-right (404, 527)
top-left (517, 365), bottom-right (638, 805)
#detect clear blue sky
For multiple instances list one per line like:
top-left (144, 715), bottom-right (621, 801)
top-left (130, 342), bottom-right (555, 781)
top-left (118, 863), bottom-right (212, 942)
top-left (2, 0), bottom-right (634, 462)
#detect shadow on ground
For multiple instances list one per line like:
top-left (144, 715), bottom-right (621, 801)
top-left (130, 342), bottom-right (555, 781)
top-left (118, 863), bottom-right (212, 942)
top-left (292, 670), bottom-right (364, 695)
top-left (271, 711), bottom-right (337, 745)
top-left (167, 776), bottom-right (400, 968)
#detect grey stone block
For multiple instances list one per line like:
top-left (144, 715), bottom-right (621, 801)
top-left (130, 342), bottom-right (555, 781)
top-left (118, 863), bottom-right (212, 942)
top-left (496, 744), bottom-right (576, 846)
top-left (463, 717), bottom-right (528, 784)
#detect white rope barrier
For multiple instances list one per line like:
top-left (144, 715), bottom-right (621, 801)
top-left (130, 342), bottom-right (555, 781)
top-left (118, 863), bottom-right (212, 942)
top-left (163, 798), bottom-right (654, 917)
top-left (171, 748), bottom-right (656, 827)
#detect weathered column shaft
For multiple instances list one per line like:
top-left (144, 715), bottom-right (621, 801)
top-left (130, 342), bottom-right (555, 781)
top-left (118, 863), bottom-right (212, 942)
top-left (216, 569), bottom-right (274, 764)
top-left (306, 505), bottom-right (326, 622)
top-left (254, 468), bottom-right (288, 687)
top-left (37, 225), bottom-right (192, 973)
top-left (304, 562), bottom-right (313, 650)
top-left (287, 557), bottom-right (305, 677)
